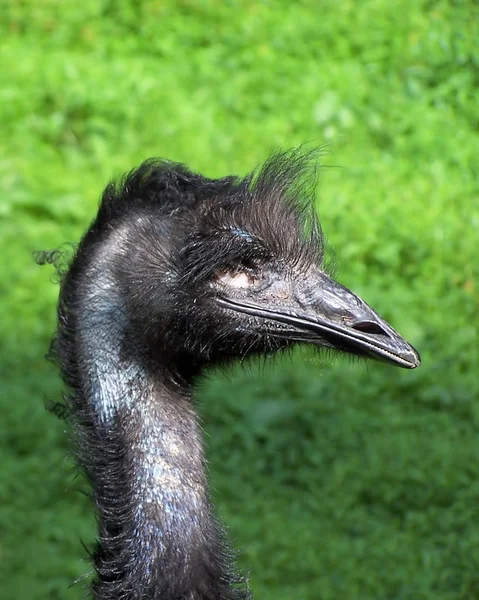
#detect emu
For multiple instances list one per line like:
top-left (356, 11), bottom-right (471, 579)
top-left (41, 151), bottom-right (420, 600)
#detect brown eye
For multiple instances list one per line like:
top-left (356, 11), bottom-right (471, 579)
top-left (214, 269), bottom-right (255, 289)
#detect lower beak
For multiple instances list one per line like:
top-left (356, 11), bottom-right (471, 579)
top-left (217, 276), bottom-right (421, 369)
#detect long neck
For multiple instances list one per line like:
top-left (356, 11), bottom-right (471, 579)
top-left (60, 261), bottom-right (248, 600)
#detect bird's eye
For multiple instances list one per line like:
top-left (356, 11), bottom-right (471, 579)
top-left (214, 269), bottom-right (256, 289)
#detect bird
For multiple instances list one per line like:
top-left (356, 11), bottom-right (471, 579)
top-left (39, 150), bottom-right (420, 600)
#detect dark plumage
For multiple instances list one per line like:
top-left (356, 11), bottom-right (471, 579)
top-left (39, 150), bottom-right (420, 599)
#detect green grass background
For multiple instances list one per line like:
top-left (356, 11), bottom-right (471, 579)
top-left (1, 1), bottom-right (478, 598)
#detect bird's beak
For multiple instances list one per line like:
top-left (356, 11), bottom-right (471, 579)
top-left (217, 273), bottom-right (421, 369)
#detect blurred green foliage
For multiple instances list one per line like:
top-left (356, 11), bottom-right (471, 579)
top-left (1, 1), bottom-right (478, 598)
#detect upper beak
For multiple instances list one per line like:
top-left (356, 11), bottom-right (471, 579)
top-left (217, 274), bottom-right (421, 369)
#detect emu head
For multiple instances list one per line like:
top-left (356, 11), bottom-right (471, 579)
top-left (84, 151), bottom-right (420, 376)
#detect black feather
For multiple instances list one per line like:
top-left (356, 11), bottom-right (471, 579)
top-left (37, 149), bottom-right (418, 599)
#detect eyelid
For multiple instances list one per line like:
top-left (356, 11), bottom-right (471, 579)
top-left (215, 270), bottom-right (254, 289)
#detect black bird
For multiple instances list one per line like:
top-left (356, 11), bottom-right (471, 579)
top-left (41, 151), bottom-right (420, 600)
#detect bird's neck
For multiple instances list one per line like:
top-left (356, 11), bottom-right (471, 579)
top-left (65, 267), bottom-right (247, 600)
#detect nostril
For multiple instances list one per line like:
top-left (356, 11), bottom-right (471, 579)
top-left (351, 320), bottom-right (388, 336)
